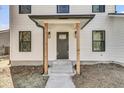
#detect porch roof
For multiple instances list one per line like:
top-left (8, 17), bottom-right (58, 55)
top-left (29, 14), bottom-right (95, 19)
top-left (108, 13), bottom-right (124, 17)
top-left (28, 14), bottom-right (95, 29)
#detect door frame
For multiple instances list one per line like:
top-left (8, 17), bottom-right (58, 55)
top-left (56, 32), bottom-right (69, 59)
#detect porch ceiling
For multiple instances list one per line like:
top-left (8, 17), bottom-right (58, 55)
top-left (29, 14), bottom-right (95, 29)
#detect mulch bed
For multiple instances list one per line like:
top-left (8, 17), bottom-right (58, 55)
top-left (10, 66), bottom-right (43, 75)
top-left (10, 66), bottom-right (49, 88)
top-left (72, 63), bottom-right (124, 88)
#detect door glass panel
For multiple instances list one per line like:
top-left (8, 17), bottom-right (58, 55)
top-left (59, 34), bottom-right (66, 39)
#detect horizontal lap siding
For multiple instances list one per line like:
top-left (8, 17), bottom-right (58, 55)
top-left (10, 6), bottom-right (43, 61)
top-left (80, 14), bottom-right (112, 61)
top-left (10, 5), bottom-right (115, 63)
top-left (111, 18), bottom-right (124, 63)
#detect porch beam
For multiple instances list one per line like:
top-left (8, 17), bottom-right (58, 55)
top-left (44, 23), bottom-right (48, 74)
top-left (76, 23), bottom-right (80, 74)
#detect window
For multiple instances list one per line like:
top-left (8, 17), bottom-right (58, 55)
top-left (92, 31), bottom-right (105, 52)
top-left (92, 5), bottom-right (105, 13)
top-left (57, 5), bottom-right (69, 13)
top-left (19, 5), bottom-right (31, 14)
top-left (19, 31), bottom-right (31, 52)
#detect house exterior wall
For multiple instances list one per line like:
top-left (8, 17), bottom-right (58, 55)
top-left (110, 17), bottom-right (124, 63)
top-left (10, 5), bottom-right (117, 66)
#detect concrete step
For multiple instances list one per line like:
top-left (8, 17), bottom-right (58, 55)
top-left (46, 60), bottom-right (76, 88)
top-left (48, 73), bottom-right (76, 76)
top-left (45, 75), bottom-right (75, 88)
top-left (48, 60), bottom-right (75, 75)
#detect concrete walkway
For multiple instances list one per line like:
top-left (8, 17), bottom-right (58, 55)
top-left (45, 60), bottom-right (75, 88)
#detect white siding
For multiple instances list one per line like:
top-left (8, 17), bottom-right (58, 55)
top-left (80, 14), bottom-right (113, 61)
top-left (111, 17), bottom-right (124, 63)
top-left (10, 5), bottom-right (117, 65)
top-left (30, 5), bottom-right (114, 15)
top-left (10, 6), bottom-right (43, 61)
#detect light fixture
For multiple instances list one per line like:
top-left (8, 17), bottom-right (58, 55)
top-left (48, 32), bottom-right (51, 38)
top-left (75, 31), bottom-right (77, 38)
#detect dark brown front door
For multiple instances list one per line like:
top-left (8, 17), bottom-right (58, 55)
top-left (57, 32), bottom-right (69, 59)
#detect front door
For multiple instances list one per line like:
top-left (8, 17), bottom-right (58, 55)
top-left (57, 32), bottom-right (69, 59)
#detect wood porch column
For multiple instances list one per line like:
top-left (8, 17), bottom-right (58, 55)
top-left (44, 23), bottom-right (48, 74)
top-left (76, 23), bottom-right (80, 74)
